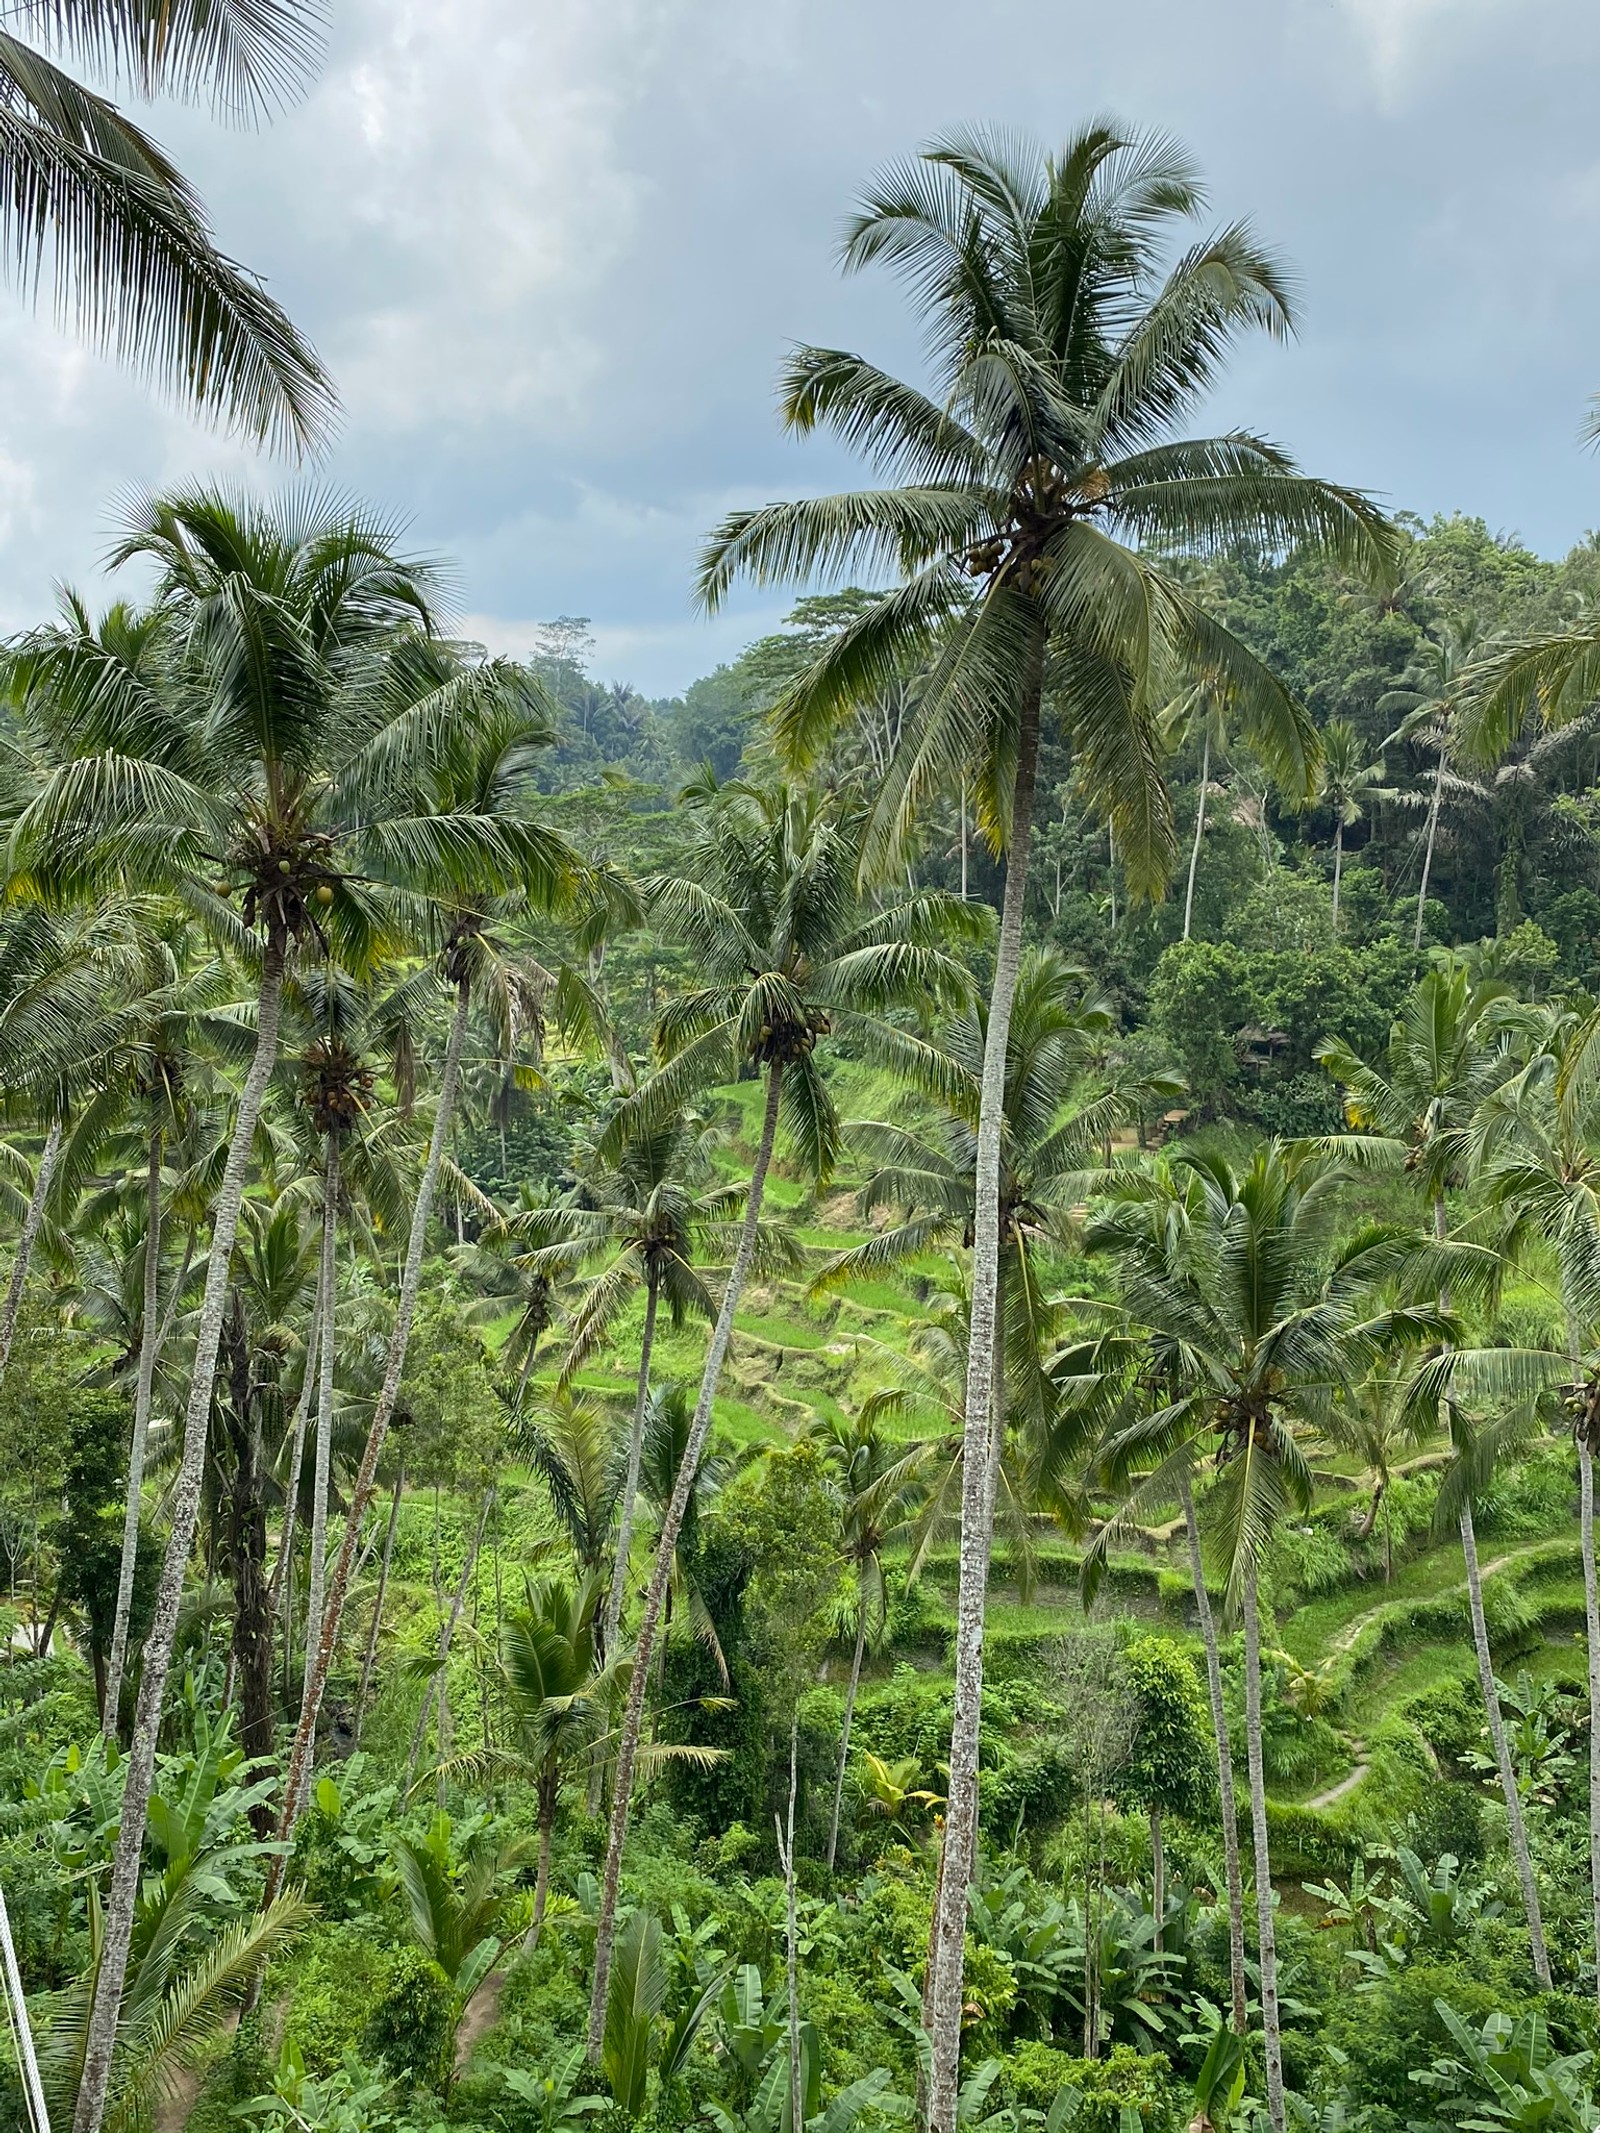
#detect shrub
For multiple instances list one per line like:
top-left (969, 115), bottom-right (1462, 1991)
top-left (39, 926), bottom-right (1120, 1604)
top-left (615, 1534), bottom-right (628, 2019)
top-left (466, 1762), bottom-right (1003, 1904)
top-left (1006, 2041), bottom-right (1181, 2133)
top-left (360, 1944), bottom-right (455, 2089)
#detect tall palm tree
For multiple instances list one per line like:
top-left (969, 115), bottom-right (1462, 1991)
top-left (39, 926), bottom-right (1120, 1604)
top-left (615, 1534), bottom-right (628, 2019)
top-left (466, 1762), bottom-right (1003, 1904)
top-left (276, 649), bottom-right (583, 1871)
top-left (0, 1), bottom-right (333, 451)
top-left (1311, 719), bottom-right (1388, 937)
top-left (8, 490), bottom-right (569, 2133)
top-left (1377, 616), bottom-right (1485, 950)
top-left (584, 775), bottom-right (976, 2057)
top-left (498, 1110), bottom-right (791, 1659)
top-left (696, 130), bottom-right (1395, 2127)
top-left (1314, 965), bottom-right (1551, 1986)
top-left (1084, 1144), bottom-right (1444, 2129)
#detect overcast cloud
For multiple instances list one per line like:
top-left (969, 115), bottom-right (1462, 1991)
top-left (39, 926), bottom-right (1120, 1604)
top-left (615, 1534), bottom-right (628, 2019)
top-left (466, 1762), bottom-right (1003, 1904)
top-left (1, 0), bottom-right (1597, 692)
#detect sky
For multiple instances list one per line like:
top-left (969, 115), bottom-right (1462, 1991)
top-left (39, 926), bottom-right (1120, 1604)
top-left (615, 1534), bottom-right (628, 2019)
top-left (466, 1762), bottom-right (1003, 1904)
top-left (3, 0), bottom-right (1600, 694)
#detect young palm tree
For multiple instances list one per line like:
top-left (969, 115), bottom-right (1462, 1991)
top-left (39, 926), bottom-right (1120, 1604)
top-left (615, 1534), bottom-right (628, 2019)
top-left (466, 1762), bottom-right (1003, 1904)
top-left (1377, 617), bottom-right (1484, 950)
top-left (1312, 719), bottom-right (1388, 937)
top-left (696, 131), bottom-right (1395, 2125)
top-left (583, 775), bottom-right (976, 2057)
top-left (1084, 1144), bottom-right (1444, 2128)
top-left (0, 2), bottom-right (334, 451)
top-left (805, 1409), bottom-right (924, 1869)
top-left (8, 490), bottom-right (569, 2133)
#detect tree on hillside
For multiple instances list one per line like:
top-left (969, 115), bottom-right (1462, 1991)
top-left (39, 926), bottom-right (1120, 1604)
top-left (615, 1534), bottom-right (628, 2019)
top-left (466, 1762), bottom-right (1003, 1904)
top-left (583, 775), bottom-right (980, 2059)
top-left (697, 125), bottom-right (1395, 2129)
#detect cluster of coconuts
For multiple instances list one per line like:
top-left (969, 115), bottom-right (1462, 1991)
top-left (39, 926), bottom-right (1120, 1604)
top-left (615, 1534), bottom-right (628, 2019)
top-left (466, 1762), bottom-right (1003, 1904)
top-left (753, 1007), bottom-right (832, 1064)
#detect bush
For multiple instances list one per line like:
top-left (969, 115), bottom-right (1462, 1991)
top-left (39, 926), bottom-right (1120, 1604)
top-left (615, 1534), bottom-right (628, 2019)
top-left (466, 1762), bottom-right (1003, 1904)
top-left (1006, 2041), bottom-right (1181, 2133)
top-left (280, 1923), bottom-right (397, 2074)
top-left (360, 1944), bottom-right (455, 2090)
top-left (1321, 1958), bottom-right (1531, 2133)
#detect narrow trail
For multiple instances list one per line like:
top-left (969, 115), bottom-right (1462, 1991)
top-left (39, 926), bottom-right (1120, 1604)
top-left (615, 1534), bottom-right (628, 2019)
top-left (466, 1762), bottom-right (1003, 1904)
top-left (1306, 1759), bottom-right (1370, 1811)
top-left (1321, 1542), bottom-right (1541, 1662)
top-left (455, 1971), bottom-right (508, 2073)
top-left (158, 2008), bottom-right (239, 2130)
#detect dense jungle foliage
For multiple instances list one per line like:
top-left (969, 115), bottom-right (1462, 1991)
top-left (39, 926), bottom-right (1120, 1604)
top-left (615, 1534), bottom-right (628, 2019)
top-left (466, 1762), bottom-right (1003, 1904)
top-left (11, 102), bottom-right (1600, 2133)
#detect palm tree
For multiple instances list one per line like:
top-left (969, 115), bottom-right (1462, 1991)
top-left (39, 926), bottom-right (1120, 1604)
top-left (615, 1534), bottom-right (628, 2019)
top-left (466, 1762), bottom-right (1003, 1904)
top-left (8, 491), bottom-right (570, 2133)
top-left (0, 4), bottom-right (334, 451)
top-left (805, 1409), bottom-right (923, 1870)
top-left (498, 1109), bottom-right (787, 1660)
top-left (696, 130), bottom-right (1395, 2127)
top-left (1312, 719), bottom-right (1388, 937)
top-left (584, 775), bottom-right (975, 2057)
top-left (1377, 617), bottom-right (1485, 950)
top-left (277, 652), bottom-right (583, 1868)
top-left (1314, 964), bottom-right (1551, 1986)
top-left (1084, 1144), bottom-right (1443, 2129)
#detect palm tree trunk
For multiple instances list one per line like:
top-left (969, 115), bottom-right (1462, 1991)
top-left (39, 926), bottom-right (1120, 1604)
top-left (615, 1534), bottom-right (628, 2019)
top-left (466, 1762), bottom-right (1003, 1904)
top-left (272, 969), bottom-right (474, 1879)
top-left (959, 778), bottom-right (968, 902)
top-left (73, 940), bottom-right (286, 2133)
top-left (586, 1056), bottom-right (786, 2061)
top-left (827, 1586), bottom-right (869, 1870)
top-left (1460, 1498), bottom-right (1552, 1987)
top-left (926, 647), bottom-right (1042, 2133)
top-left (103, 1121), bottom-right (163, 1736)
top-left (525, 1769), bottom-right (558, 1954)
top-left (780, 1710), bottom-right (802, 2133)
top-left (1580, 1436), bottom-right (1600, 2013)
top-left (354, 1461), bottom-right (403, 1748)
top-left (1150, 1805), bottom-right (1164, 1954)
top-left (603, 1275), bottom-right (658, 1662)
top-left (1182, 732), bottom-right (1210, 943)
top-left (0, 1117), bottom-right (62, 1389)
top-left (1241, 1551), bottom-right (1285, 2133)
top-left (304, 1135), bottom-right (340, 1699)
top-left (1181, 1475), bottom-right (1246, 2035)
top-left (1331, 821), bottom-right (1344, 937)
top-left (222, 1292), bottom-right (273, 1804)
top-left (406, 1488), bottom-right (491, 1791)
top-left (267, 1299), bottom-right (321, 1637)
top-left (1415, 749), bottom-right (1445, 951)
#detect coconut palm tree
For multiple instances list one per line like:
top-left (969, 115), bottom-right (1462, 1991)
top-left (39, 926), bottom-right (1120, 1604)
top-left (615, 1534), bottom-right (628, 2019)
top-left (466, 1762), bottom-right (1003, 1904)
top-left (584, 774), bottom-right (977, 2057)
top-left (1083, 1143), bottom-right (1446, 2128)
top-left (1315, 964), bottom-right (1551, 1986)
top-left (7, 490), bottom-right (574, 2133)
top-left (1311, 719), bottom-right (1389, 937)
top-left (1377, 617), bottom-right (1486, 950)
top-left (496, 1110), bottom-right (793, 1660)
top-left (696, 131), bottom-right (1395, 2125)
top-left (277, 650), bottom-right (584, 1871)
top-left (0, 2), bottom-right (333, 452)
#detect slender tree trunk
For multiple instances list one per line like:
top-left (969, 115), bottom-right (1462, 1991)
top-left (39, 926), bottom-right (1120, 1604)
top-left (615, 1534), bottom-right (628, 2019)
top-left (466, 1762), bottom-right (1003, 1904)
top-left (779, 1711), bottom-right (801, 2133)
top-left (103, 1122), bottom-right (163, 1736)
top-left (0, 1117), bottom-right (62, 1389)
top-left (354, 1462), bottom-right (404, 1748)
top-left (1460, 1498), bottom-right (1552, 1987)
top-left (406, 1489), bottom-right (490, 1791)
top-left (272, 970), bottom-right (474, 1878)
top-left (1186, 1484), bottom-right (1245, 2030)
top-left (1357, 1479), bottom-right (1385, 1544)
top-left (1415, 749), bottom-right (1445, 951)
top-left (603, 1276), bottom-right (659, 1662)
top-left (586, 1058), bottom-right (786, 2060)
top-left (1182, 732), bottom-right (1210, 943)
top-left (304, 1137), bottom-right (340, 1700)
top-left (222, 1293), bottom-right (273, 1814)
top-left (1580, 1435), bottom-right (1600, 2014)
top-left (267, 1300), bottom-right (321, 1636)
top-left (73, 941), bottom-right (286, 2133)
top-left (959, 779), bottom-right (968, 903)
top-left (1331, 822), bottom-right (1344, 938)
top-left (1241, 1552), bottom-right (1285, 2133)
top-left (1151, 1805), bottom-right (1164, 1954)
top-left (827, 1591), bottom-right (869, 1871)
top-left (524, 1770), bottom-right (558, 1953)
top-left (926, 647), bottom-right (1041, 2133)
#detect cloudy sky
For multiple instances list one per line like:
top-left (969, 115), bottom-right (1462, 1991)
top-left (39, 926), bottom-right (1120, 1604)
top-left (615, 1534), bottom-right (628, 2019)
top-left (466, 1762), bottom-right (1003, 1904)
top-left (4, 0), bottom-right (1599, 693)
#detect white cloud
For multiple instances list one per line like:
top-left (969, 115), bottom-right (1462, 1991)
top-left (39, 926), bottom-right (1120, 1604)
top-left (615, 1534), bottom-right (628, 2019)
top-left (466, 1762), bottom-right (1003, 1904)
top-left (1332, 0), bottom-right (1518, 99)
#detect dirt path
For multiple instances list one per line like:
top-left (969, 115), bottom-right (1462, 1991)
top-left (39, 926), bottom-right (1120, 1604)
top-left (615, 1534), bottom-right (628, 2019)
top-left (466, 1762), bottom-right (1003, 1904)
top-left (455, 1970), bottom-right (508, 2073)
top-left (157, 2008), bottom-right (239, 2130)
top-left (1306, 1762), bottom-right (1370, 1811)
top-left (1323, 1543), bottom-right (1536, 1662)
